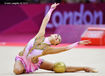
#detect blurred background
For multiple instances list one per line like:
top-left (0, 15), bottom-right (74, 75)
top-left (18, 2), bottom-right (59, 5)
top-left (0, 0), bottom-right (105, 46)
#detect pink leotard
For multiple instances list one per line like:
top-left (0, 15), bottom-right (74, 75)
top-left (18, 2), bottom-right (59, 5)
top-left (15, 37), bottom-right (51, 73)
top-left (15, 37), bottom-right (79, 73)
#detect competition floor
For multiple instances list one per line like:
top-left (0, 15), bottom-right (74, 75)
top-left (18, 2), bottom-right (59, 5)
top-left (0, 44), bottom-right (105, 76)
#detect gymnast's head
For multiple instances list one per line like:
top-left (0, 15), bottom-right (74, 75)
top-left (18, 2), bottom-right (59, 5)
top-left (48, 34), bottom-right (61, 45)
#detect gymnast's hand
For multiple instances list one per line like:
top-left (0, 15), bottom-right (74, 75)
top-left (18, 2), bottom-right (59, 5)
top-left (51, 3), bottom-right (59, 10)
top-left (79, 40), bottom-right (91, 45)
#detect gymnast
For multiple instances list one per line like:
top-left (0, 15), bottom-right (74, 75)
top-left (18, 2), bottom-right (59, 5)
top-left (13, 3), bottom-right (97, 75)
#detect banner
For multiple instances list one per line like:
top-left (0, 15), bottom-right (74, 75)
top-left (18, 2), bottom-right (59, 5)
top-left (0, 3), bottom-right (105, 43)
top-left (46, 3), bottom-right (105, 28)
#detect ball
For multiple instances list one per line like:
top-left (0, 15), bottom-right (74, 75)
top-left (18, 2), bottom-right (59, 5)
top-left (53, 62), bottom-right (66, 73)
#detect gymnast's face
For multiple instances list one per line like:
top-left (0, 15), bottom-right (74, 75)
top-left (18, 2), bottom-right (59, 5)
top-left (49, 34), bottom-right (61, 45)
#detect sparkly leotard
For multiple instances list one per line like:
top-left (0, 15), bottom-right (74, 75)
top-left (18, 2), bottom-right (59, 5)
top-left (15, 37), bottom-right (51, 73)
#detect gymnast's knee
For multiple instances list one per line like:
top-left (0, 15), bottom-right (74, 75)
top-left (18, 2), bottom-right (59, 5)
top-left (13, 67), bottom-right (24, 75)
top-left (13, 61), bottom-right (24, 75)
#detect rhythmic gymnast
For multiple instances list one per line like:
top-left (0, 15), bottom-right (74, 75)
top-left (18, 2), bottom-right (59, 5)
top-left (13, 3), bottom-right (97, 75)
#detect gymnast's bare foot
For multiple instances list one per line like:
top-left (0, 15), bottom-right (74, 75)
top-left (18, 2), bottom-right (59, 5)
top-left (84, 67), bottom-right (98, 73)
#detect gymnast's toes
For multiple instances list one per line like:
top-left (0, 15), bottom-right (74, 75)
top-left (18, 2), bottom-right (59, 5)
top-left (84, 67), bottom-right (98, 73)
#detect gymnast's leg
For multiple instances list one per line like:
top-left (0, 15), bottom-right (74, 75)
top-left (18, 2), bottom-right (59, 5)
top-left (39, 60), bottom-right (97, 73)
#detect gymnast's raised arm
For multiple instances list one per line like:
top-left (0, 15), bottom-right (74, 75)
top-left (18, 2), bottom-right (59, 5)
top-left (35, 3), bottom-right (59, 38)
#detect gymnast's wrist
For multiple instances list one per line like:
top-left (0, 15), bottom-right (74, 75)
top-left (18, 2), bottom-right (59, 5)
top-left (78, 41), bottom-right (83, 45)
top-left (47, 8), bottom-right (55, 17)
top-left (77, 41), bottom-right (81, 45)
top-left (50, 8), bottom-right (55, 12)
